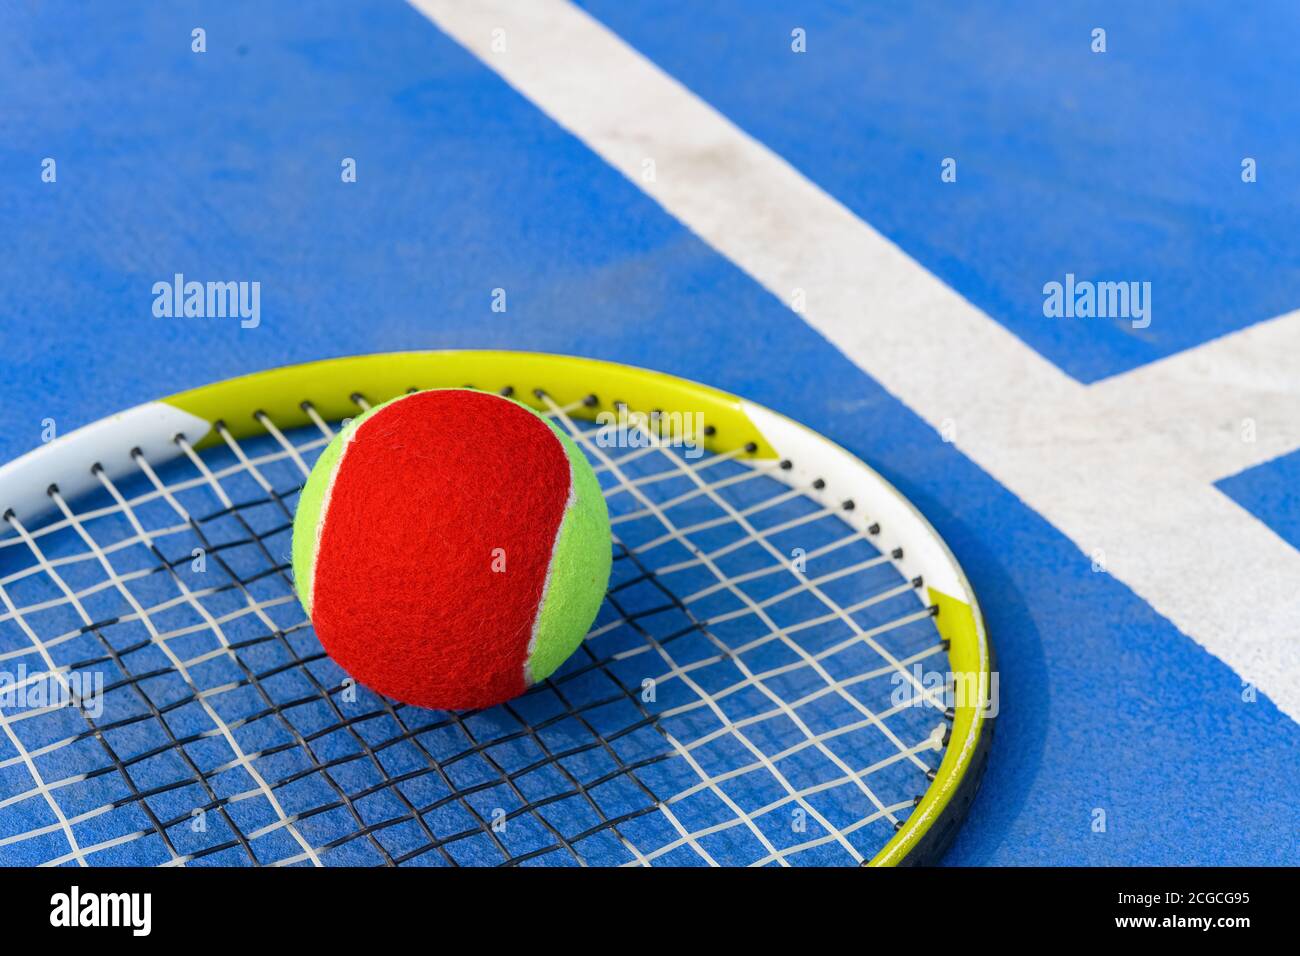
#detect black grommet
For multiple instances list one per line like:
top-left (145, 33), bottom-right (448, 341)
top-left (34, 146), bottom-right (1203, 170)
top-left (500, 385), bottom-right (515, 397)
top-left (812, 478), bottom-right (826, 490)
top-left (911, 576), bottom-right (924, 589)
top-left (533, 387), bottom-right (547, 399)
top-left (744, 441), bottom-right (758, 453)
top-left (779, 459), bottom-right (792, 470)
top-left (583, 394), bottom-right (599, 407)
top-left (841, 499), bottom-right (855, 511)
top-left (867, 522), bottom-right (880, 535)
top-left (46, 484), bottom-right (59, 497)
top-left (891, 547), bottom-right (903, 559)
top-left (703, 424), bottom-right (716, 436)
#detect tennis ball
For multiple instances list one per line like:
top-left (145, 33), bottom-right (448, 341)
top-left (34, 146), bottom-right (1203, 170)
top-left (292, 389), bottom-right (611, 711)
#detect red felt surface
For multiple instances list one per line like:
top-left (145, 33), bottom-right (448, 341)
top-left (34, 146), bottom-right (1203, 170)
top-left (311, 390), bottom-right (572, 710)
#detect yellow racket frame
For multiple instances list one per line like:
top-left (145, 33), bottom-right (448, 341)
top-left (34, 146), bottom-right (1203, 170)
top-left (4, 350), bottom-right (994, 866)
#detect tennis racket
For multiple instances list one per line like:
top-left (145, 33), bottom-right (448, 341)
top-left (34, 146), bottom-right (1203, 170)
top-left (0, 351), bottom-right (994, 866)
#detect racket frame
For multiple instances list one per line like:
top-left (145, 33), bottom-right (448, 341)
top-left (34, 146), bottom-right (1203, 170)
top-left (0, 350), bottom-right (994, 865)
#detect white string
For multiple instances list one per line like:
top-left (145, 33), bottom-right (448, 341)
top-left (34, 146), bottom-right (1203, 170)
top-left (0, 390), bottom-right (952, 867)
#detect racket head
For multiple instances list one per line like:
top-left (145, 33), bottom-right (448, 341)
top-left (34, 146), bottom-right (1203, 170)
top-left (0, 351), bottom-right (993, 866)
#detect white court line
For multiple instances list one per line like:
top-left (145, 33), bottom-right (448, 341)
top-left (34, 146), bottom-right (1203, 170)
top-left (410, 0), bottom-right (1300, 722)
top-left (1090, 308), bottom-right (1300, 482)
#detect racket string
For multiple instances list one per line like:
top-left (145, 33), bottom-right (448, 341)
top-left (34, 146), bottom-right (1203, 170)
top-left (163, 427), bottom-right (581, 868)
top-left (540, 395), bottom-right (943, 863)
top-left (0, 390), bottom-right (950, 866)
top-left (547, 396), bottom-right (946, 751)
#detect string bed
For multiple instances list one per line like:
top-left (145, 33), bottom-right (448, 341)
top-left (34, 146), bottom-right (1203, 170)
top-left (0, 389), bottom-right (951, 866)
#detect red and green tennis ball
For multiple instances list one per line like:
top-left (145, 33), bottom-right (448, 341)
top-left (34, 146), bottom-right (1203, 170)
top-left (291, 389), bottom-right (612, 711)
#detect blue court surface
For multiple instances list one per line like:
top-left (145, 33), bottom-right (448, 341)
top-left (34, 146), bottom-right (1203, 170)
top-left (1, 1), bottom-right (1298, 865)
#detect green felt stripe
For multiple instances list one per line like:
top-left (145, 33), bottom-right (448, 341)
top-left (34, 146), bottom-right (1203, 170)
top-left (527, 423), bottom-right (612, 685)
top-left (290, 398), bottom-right (400, 616)
top-left (292, 431), bottom-right (343, 617)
